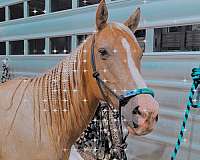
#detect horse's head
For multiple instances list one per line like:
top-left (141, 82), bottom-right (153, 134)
top-left (89, 0), bottom-right (159, 136)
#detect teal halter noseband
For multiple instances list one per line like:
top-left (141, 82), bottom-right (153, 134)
top-left (119, 88), bottom-right (154, 106)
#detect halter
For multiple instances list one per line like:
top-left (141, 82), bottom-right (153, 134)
top-left (90, 35), bottom-right (155, 159)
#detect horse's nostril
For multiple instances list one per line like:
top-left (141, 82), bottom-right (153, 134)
top-left (132, 121), bottom-right (139, 128)
top-left (155, 115), bottom-right (158, 122)
top-left (132, 106), bottom-right (141, 115)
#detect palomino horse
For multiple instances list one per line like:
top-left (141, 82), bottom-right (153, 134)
top-left (0, 0), bottom-right (159, 159)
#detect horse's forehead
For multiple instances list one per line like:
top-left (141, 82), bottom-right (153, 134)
top-left (109, 23), bottom-right (134, 39)
top-left (105, 23), bottom-right (137, 47)
top-left (109, 23), bottom-right (142, 61)
top-left (98, 23), bottom-right (139, 54)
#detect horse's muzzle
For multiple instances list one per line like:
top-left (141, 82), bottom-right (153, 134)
top-left (131, 103), bottom-right (159, 135)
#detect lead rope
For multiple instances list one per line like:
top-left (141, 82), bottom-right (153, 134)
top-left (171, 67), bottom-right (200, 160)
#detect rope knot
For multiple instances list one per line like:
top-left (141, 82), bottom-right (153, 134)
top-left (93, 71), bottom-right (100, 78)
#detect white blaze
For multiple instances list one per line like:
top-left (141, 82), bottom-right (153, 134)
top-left (121, 38), bottom-right (147, 88)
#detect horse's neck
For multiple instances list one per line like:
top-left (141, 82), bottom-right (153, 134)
top-left (39, 41), bottom-right (99, 157)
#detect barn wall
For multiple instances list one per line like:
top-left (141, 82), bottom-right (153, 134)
top-left (1, 0), bottom-right (200, 42)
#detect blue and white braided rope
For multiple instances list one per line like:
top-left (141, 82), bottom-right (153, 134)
top-left (171, 67), bottom-right (200, 160)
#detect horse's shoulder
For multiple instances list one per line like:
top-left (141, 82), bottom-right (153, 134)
top-left (0, 78), bottom-right (31, 98)
top-left (0, 78), bottom-right (22, 89)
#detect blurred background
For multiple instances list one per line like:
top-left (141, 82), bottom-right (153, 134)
top-left (1, 0), bottom-right (200, 159)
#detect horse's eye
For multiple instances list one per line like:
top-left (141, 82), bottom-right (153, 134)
top-left (98, 48), bottom-right (109, 60)
top-left (98, 48), bottom-right (107, 56)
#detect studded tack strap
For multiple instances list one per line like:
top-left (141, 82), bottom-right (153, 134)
top-left (75, 102), bottom-right (127, 160)
top-left (1, 59), bottom-right (11, 83)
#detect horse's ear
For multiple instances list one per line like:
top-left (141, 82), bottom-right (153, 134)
top-left (96, 0), bottom-right (108, 31)
top-left (124, 8), bottom-right (140, 32)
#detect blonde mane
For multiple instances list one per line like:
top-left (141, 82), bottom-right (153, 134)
top-left (6, 35), bottom-right (96, 158)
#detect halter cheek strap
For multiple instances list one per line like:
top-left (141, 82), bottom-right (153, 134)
top-left (91, 35), bottom-right (154, 107)
top-left (90, 34), bottom-right (155, 160)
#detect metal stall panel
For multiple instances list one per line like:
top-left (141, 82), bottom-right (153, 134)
top-left (1, 0), bottom-right (200, 42)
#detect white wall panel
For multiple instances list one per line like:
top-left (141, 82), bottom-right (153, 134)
top-left (0, 0), bottom-right (27, 7)
top-left (1, 0), bottom-right (200, 42)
